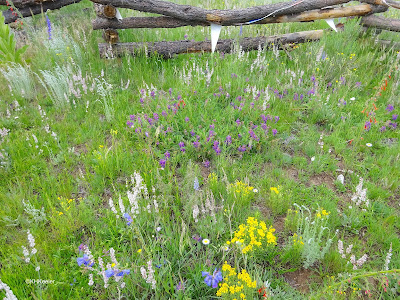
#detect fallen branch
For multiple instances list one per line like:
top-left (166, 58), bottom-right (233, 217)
top-left (98, 29), bottom-right (325, 58)
top-left (2, 0), bottom-right (81, 23)
top-left (361, 14), bottom-right (400, 31)
top-left (92, 3), bottom-right (386, 30)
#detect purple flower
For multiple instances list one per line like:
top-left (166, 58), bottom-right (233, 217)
top-left (355, 82), bottom-right (362, 88)
top-left (392, 114), bottom-right (398, 121)
top-left (380, 126), bottom-right (386, 132)
top-left (364, 121), bottom-right (371, 131)
top-left (46, 16), bottom-right (52, 40)
top-left (192, 234), bottom-right (202, 242)
top-left (389, 122), bottom-right (397, 129)
top-left (193, 141), bottom-right (200, 148)
top-left (203, 160), bottom-right (210, 168)
top-left (190, 130), bottom-right (195, 136)
top-left (274, 116), bottom-right (280, 123)
top-left (129, 114), bottom-right (136, 121)
top-left (386, 104), bottom-right (394, 112)
top-left (78, 244), bottom-right (86, 252)
top-left (176, 281), bottom-right (185, 291)
top-left (179, 142), bottom-right (185, 148)
top-left (236, 119), bottom-right (241, 126)
top-left (238, 145), bottom-right (246, 152)
top-left (153, 113), bottom-right (159, 121)
top-left (225, 135), bottom-right (232, 145)
top-left (202, 269), bottom-right (223, 288)
top-left (105, 269), bottom-right (115, 278)
top-left (159, 159), bottom-right (166, 169)
top-left (164, 151), bottom-right (170, 159)
top-left (123, 213), bottom-right (133, 225)
top-left (162, 110), bottom-right (168, 117)
top-left (209, 124), bottom-right (215, 130)
top-left (248, 130), bottom-right (259, 141)
top-left (293, 93), bottom-right (298, 101)
top-left (185, 117), bottom-right (189, 122)
top-left (272, 129), bottom-right (278, 136)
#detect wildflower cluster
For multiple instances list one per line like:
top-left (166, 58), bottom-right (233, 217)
top-left (268, 185), bottom-right (290, 215)
top-left (109, 172), bottom-right (159, 225)
top-left (292, 233), bottom-right (304, 247)
top-left (229, 181), bottom-right (254, 196)
top-left (315, 207), bottom-right (330, 219)
top-left (53, 196), bottom-right (80, 216)
top-left (338, 240), bottom-right (368, 270)
top-left (216, 262), bottom-right (256, 299)
top-left (77, 245), bottom-right (130, 288)
top-left (228, 217), bottom-right (276, 254)
top-left (292, 204), bottom-right (337, 268)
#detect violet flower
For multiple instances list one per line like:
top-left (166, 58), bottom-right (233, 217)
top-left (202, 269), bottom-right (223, 288)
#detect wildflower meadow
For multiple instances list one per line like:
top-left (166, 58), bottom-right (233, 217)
top-left (0, 0), bottom-right (399, 299)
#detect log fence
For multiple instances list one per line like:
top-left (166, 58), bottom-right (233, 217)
top-left (1, 0), bottom-right (400, 58)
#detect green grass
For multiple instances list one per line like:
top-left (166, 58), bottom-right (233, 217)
top-left (0, 0), bottom-right (399, 299)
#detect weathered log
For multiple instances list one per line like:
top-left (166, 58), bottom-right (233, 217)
top-left (361, 14), bottom-right (400, 31)
top-left (376, 39), bottom-right (400, 49)
top-left (2, 0), bottom-right (81, 24)
top-left (91, 0), bottom-right (356, 25)
top-left (93, 3), bottom-right (117, 18)
top-left (98, 29), bottom-right (325, 58)
top-left (92, 3), bottom-right (386, 30)
top-left (0, 0), bottom-right (53, 8)
top-left (377, 0), bottom-right (400, 9)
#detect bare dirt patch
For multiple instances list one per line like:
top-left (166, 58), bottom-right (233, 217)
top-left (307, 173), bottom-right (336, 190)
top-left (283, 268), bottom-right (318, 294)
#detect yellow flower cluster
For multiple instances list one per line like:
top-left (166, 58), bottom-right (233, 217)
top-left (54, 196), bottom-right (80, 216)
top-left (216, 262), bottom-right (256, 300)
top-left (229, 181), bottom-right (254, 196)
top-left (270, 186), bottom-right (280, 194)
top-left (227, 217), bottom-right (276, 254)
top-left (316, 207), bottom-right (330, 219)
top-left (208, 172), bottom-right (218, 182)
top-left (292, 233), bottom-right (304, 246)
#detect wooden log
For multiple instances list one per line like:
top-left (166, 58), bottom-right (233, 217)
top-left (92, 3), bottom-right (387, 30)
top-left (98, 29), bottom-right (325, 58)
top-left (0, 0), bottom-right (53, 8)
top-left (376, 39), bottom-right (400, 49)
top-left (2, 0), bottom-right (81, 24)
top-left (361, 14), bottom-right (400, 31)
top-left (90, 0), bottom-right (355, 25)
top-left (93, 3), bottom-right (117, 18)
top-left (374, 0), bottom-right (400, 9)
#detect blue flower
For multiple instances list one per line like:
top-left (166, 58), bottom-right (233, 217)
top-left (116, 269), bottom-right (130, 277)
top-left (45, 15), bottom-right (52, 40)
top-left (123, 213), bottom-right (133, 225)
top-left (105, 269), bottom-right (115, 278)
top-left (77, 254), bottom-right (94, 267)
top-left (194, 177), bottom-right (199, 191)
top-left (202, 269), bottom-right (223, 288)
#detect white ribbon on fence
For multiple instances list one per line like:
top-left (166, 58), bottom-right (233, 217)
top-left (325, 18), bottom-right (337, 32)
top-left (210, 23), bottom-right (222, 53)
